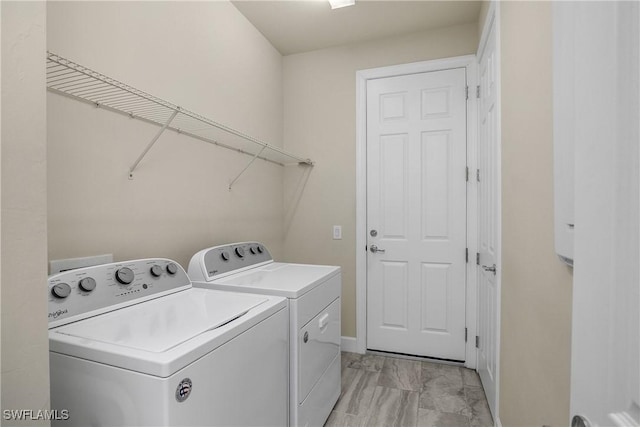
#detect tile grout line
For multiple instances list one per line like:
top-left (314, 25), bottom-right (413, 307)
top-left (337, 352), bottom-right (492, 427)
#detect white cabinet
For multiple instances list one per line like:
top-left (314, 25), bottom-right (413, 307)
top-left (555, 2), bottom-right (640, 426)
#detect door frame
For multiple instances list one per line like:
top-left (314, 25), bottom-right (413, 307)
top-left (355, 55), bottom-right (479, 369)
top-left (476, 1), bottom-right (502, 422)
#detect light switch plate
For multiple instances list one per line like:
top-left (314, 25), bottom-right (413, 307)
top-left (333, 225), bottom-right (342, 240)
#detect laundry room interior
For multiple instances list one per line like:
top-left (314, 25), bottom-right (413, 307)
top-left (2, 1), bottom-right (639, 427)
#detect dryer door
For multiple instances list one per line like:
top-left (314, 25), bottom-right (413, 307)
top-left (298, 298), bottom-right (341, 403)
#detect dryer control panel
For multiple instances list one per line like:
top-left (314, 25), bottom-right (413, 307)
top-left (192, 242), bottom-right (272, 281)
top-left (48, 258), bottom-right (191, 328)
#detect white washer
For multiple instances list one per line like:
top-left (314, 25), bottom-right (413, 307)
top-left (48, 258), bottom-right (289, 427)
top-left (188, 242), bottom-right (341, 427)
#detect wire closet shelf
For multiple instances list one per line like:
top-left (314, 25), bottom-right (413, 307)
top-left (46, 52), bottom-right (313, 189)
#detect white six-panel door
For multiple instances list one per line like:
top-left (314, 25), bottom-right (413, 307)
top-left (477, 12), bottom-right (499, 418)
top-left (366, 68), bottom-right (467, 361)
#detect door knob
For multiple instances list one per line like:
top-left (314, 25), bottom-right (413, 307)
top-left (482, 264), bottom-right (496, 274)
top-left (370, 245), bottom-right (385, 254)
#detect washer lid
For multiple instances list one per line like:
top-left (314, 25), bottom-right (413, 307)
top-left (53, 288), bottom-right (267, 353)
top-left (210, 263), bottom-right (341, 298)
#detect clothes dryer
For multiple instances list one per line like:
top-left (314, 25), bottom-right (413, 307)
top-left (188, 242), bottom-right (341, 427)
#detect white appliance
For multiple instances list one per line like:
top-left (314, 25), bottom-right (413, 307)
top-left (48, 258), bottom-right (289, 427)
top-left (188, 242), bottom-right (341, 427)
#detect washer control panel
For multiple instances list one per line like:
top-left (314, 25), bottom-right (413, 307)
top-left (203, 242), bottom-right (272, 279)
top-left (48, 258), bottom-right (190, 328)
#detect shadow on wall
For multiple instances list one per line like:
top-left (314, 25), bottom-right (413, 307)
top-left (284, 164), bottom-right (313, 236)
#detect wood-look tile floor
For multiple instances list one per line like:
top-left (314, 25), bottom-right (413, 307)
top-left (325, 352), bottom-right (494, 427)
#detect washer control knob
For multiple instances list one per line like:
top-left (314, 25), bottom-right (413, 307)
top-left (250, 245), bottom-right (262, 255)
top-left (256, 245), bottom-right (263, 254)
top-left (115, 267), bottom-right (135, 285)
top-left (150, 265), bottom-right (163, 277)
top-left (52, 283), bottom-right (72, 299)
top-left (235, 247), bottom-right (245, 258)
top-left (78, 277), bottom-right (97, 292)
top-left (166, 263), bottom-right (178, 275)
top-left (221, 251), bottom-right (230, 261)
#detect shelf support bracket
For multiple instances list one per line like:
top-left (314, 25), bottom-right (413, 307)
top-left (229, 145), bottom-right (267, 190)
top-left (128, 108), bottom-right (180, 179)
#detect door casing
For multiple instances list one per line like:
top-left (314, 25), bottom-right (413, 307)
top-left (476, 0), bottom-right (502, 420)
top-left (355, 55), bottom-right (480, 369)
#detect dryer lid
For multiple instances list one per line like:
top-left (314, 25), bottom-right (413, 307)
top-left (52, 288), bottom-right (267, 353)
top-left (210, 262), bottom-right (341, 298)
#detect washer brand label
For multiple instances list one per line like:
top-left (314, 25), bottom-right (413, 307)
top-left (48, 309), bottom-right (68, 319)
top-left (175, 378), bottom-right (192, 402)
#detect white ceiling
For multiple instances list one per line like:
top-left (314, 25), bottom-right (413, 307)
top-left (231, 0), bottom-right (482, 56)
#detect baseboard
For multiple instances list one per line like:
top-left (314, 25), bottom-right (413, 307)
top-left (341, 336), bottom-right (359, 353)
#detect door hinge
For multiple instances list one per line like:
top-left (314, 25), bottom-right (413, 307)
top-left (466, 166), bottom-right (469, 182)
top-left (476, 169), bottom-right (480, 182)
top-left (476, 253), bottom-right (480, 265)
top-left (465, 248), bottom-right (469, 263)
top-left (465, 328), bottom-right (468, 342)
top-left (475, 336), bottom-right (480, 348)
top-left (476, 85), bottom-right (480, 98)
top-left (465, 86), bottom-right (469, 100)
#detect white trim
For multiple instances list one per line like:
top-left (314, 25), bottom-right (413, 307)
top-left (340, 336), bottom-right (359, 354)
top-left (357, 56), bottom-right (476, 82)
top-left (356, 68), bottom-right (368, 354)
top-left (494, 2), bottom-right (502, 422)
top-left (495, 416), bottom-right (503, 427)
top-left (476, 1), bottom-right (502, 422)
top-left (477, 1), bottom-right (497, 59)
top-left (355, 54), bottom-right (479, 363)
top-left (465, 61), bottom-right (479, 371)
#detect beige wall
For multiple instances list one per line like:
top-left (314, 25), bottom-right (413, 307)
top-left (500, 2), bottom-right (573, 426)
top-left (282, 23), bottom-right (478, 337)
top-left (1, 1), bottom-right (51, 425)
top-left (47, 1), bottom-right (286, 269)
top-left (2, 3), bottom-right (574, 425)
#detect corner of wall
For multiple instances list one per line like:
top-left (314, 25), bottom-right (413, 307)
top-left (1, 1), bottom-right (51, 425)
top-left (499, 2), bottom-right (573, 425)
top-left (478, 1), bottom-right (491, 41)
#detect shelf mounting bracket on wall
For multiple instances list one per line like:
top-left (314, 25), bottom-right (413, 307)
top-left (229, 146), bottom-right (266, 190)
top-left (128, 108), bottom-right (179, 179)
top-left (46, 51), bottom-right (314, 187)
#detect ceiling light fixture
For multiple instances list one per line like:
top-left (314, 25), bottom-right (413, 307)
top-left (328, 0), bottom-right (355, 10)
